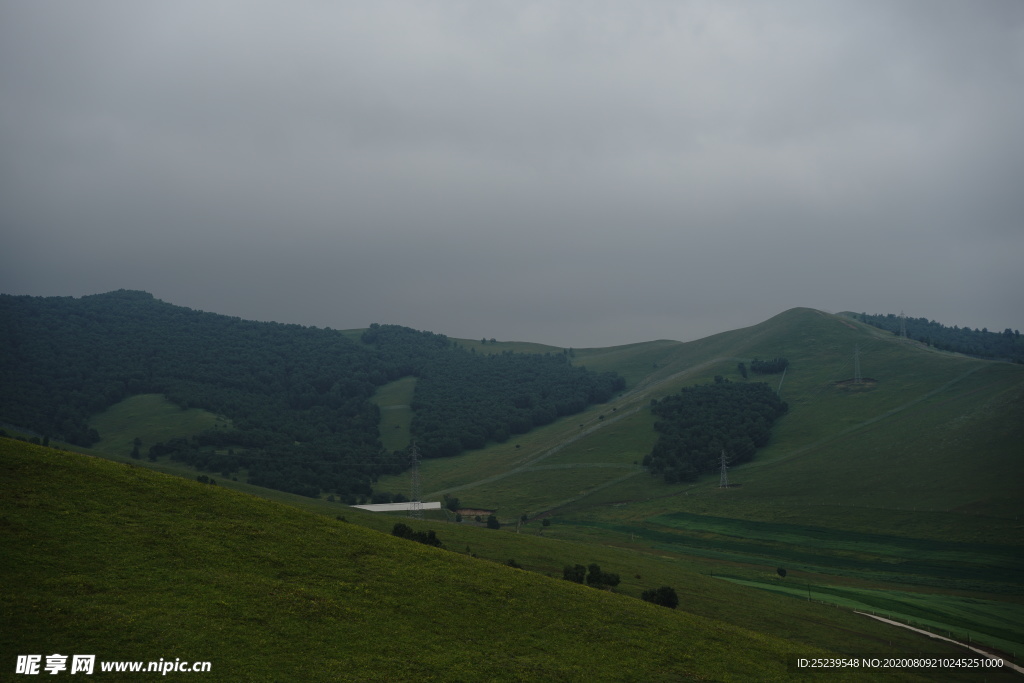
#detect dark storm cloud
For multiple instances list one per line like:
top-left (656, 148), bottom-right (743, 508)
top-left (2, 1), bottom-right (1022, 346)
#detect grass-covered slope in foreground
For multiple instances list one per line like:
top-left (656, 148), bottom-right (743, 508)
top-left (1, 440), bottom-right (947, 683)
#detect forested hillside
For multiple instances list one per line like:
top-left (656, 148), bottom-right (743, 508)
top-left (0, 291), bottom-right (622, 497)
top-left (644, 378), bottom-right (788, 483)
top-left (363, 324), bottom-right (624, 458)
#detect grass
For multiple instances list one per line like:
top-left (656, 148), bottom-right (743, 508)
top-left (369, 376), bottom-right (417, 452)
top-left (6, 439), bottom-right (988, 682)
top-left (366, 309), bottom-right (1024, 661)
top-left (90, 394), bottom-right (230, 461)
top-left (557, 513), bottom-right (1022, 592)
top-left (716, 577), bottom-right (1024, 659)
top-left (53, 307), bottom-right (1024, 676)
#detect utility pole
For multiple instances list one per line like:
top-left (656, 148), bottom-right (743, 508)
top-left (408, 441), bottom-right (422, 519)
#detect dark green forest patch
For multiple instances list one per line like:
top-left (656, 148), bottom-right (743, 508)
top-left (643, 378), bottom-right (788, 483)
top-left (0, 291), bottom-right (623, 499)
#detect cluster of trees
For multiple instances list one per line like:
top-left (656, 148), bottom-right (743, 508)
top-left (390, 523), bottom-right (443, 548)
top-left (362, 324), bottom-right (625, 459)
top-left (856, 313), bottom-right (1023, 363)
top-left (563, 563), bottom-right (621, 588)
top-left (0, 291), bottom-right (391, 497)
top-left (644, 378), bottom-right (788, 483)
top-left (641, 586), bottom-right (679, 609)
top-left (0, 291), bottom-right (624, 499)
top-left (749, 357), bottom-right (789, 375)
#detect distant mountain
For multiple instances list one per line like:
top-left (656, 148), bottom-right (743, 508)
top-left (0, 290), bottom-right (622, 498)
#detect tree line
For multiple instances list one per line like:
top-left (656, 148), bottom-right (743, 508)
top-left (643, 378), bottom-right (788, 483)
top-left (749, 357), bottom-right (789, 375)
top-left (856, 313), bottom-right (1023, 363)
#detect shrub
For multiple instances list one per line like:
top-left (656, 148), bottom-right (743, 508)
top-left (391, 523), bottom-right (443, 548)
top-left (641, 586), bottom-right (679, 609)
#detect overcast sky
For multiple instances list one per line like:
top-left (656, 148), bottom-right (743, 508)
top-left (2, 1), bottom-right (1022, 347)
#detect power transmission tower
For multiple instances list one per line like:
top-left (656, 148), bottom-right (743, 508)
top-left (899, 311), bottom-right (907, 341)
top-left (719, 450), bottom-right (730, 488)
top-left (408, 441), bottom-right (422, 519)
top-left (853, 345), bottom-right (862, 384)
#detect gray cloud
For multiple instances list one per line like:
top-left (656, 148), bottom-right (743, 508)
top-left (2, 1), bottom-right (1022, 346)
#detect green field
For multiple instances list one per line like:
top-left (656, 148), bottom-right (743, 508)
top-left (365, 309), bottom-right (1024, 660)
top-left (6, 439), bottom-right (1015, 681)
top-left (717, 577), bottom-right (1024, 659)
top-left (91, 393), bottom-right (231, 460)
top-left (369, 376), bottom-right (417, 452)
top-left (68, 307), bottom-right (1024, 670)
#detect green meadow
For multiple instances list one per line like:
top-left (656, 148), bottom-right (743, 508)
top-left (70, 307), bottom-right (1024, 673)
top-left (368, 376), bottom-right (417, 452)
top-left (91, 393), bottom-right (231, 460)
top-left (716, 577), bottom-right (1024, 659)
top-left (4, 440), bottom-right (1014, 682)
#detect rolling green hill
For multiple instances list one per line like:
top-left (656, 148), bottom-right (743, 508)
top-left (4, 299), bottom-right (1021, 674)
top-left (366, 308), bottom-right (1024, 658)
top-left (375, 308), bottom-right (1023, 526)
top-left (5, 438), bottom-right (991, 682)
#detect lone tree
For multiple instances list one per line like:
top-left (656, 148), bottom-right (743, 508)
top-left (486, 514), bottom-right (501, 529)
top-left (777, 567), bottom-right (787, 579)
top-left (641, 586), bottom-right (679, 609)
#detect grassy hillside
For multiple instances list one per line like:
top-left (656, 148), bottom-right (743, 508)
top-left (91, 394), bottom-right (232, 460)
top-left (5, 439), bottom-right (991, 682)
top-left (31, 305), bottom-right (1023, 673)
top-left (368, 376), bottom-right (417, 453)
top-left (379, 308), bottom-right (1023, 526)
top-left (366, 308), bottom-right (1024, 658)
